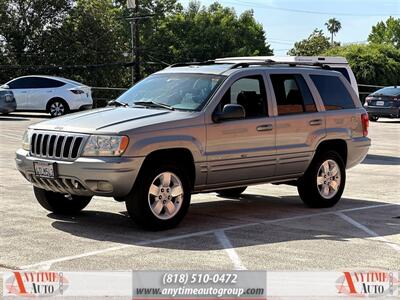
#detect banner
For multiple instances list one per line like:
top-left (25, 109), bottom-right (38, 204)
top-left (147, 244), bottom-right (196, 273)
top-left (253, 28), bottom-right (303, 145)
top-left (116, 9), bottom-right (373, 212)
top-left (2, 270), bottom-right (399, 299)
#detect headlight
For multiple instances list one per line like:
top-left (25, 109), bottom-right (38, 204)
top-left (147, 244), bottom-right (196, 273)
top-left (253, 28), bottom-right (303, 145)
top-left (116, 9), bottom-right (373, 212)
top-left (82, 135), bottom-right (129, 157)
top-left (22, 129), bottom-right (32, 151)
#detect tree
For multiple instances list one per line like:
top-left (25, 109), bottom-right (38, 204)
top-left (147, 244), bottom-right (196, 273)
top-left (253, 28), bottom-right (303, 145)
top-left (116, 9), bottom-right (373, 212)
top-left (144, 1), bottom-right (272, 66)
top-left (39, 0), bottom-right (130, 88)
top-left (288, 29), bottom-right (331, 56)
top-left (0, 0), bottom-right (272, 89)
top-left (325, 18), bottom-right (342, 45)
top-left (0, 0), bottom-right (72, 66)
top-left (324, 43), bottom-right (400, 86)
top-left (368, 16), bottom-right (400, 49)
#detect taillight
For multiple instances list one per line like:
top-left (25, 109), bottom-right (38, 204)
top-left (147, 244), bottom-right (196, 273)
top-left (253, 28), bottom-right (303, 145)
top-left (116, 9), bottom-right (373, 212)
top-left (71, 89), bottom-right (84, 94)
top-left (361, 113), bottom-right (369, 137)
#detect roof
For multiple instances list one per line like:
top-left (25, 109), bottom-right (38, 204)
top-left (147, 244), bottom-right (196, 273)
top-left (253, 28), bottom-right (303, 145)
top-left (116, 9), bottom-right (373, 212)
top-left (156, 56), bottom-right (348, 76)
top-left (216, 56), bottom-right (348, 64)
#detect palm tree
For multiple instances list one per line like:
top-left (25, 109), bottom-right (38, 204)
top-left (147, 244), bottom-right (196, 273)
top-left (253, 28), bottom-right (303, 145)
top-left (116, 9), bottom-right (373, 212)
top-left (325, 18), bottom-right (342, 45)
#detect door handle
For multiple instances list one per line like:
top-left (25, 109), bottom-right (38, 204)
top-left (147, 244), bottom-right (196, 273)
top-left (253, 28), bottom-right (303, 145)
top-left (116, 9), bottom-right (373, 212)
top-left (309, 119), bottom-right (323, 126)
top-left (257, 124), bottom-right (273, 131)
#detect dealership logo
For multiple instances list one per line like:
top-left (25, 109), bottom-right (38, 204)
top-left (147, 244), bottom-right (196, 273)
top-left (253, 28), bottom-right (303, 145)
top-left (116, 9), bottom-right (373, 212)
top-left (4, 271), bottom-right (69, 297)
top-left (336, 271), bottom-right (398, 297)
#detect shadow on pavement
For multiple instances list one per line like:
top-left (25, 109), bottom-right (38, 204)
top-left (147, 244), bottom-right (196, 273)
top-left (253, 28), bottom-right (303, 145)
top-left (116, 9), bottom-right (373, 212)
top-left (7, 113), bottom-right (51, 119)
top-left (0, 116), bottom-right (30, 121)
top-left (362, 154), bottom-right (400, 165)
top-left (48, 195), bottom-right (400, 250)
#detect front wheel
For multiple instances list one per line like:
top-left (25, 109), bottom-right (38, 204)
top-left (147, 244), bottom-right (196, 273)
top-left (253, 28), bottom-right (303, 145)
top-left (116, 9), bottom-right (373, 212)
top-left (34, 187), bottom-right (92, 214)
top-left (297, 151), bottom-right (346, 208)
top-left (125, 164), bottom-right (191, 230)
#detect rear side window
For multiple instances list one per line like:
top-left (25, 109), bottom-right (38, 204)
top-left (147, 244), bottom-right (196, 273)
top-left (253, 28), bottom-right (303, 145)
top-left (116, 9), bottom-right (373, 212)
top-left (331, 67), bottom-right (351, 82)
top-left (310, 75), bottom-right (355, 110)
top-left (36, 78), bottom-right (65, 88)
top-left (270, 74), bottom-right (317, 116)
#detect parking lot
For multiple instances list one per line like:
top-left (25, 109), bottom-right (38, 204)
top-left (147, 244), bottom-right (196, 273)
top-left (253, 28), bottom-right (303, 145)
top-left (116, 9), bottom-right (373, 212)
top-left (0, 113), bottom-right (399, 283)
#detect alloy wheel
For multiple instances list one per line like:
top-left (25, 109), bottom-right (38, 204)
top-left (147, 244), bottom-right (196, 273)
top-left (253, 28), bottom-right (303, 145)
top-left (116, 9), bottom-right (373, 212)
top-left (148, 172), bottom-right (184, 220)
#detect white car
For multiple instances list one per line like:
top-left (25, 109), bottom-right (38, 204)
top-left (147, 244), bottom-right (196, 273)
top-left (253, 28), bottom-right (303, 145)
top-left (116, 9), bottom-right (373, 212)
top-left (2, 75), bottom-right (93, 117)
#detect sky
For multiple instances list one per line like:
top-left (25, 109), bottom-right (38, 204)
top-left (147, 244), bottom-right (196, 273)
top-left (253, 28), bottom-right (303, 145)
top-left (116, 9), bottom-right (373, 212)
top-left (178, 0), bottom-right (400, 55)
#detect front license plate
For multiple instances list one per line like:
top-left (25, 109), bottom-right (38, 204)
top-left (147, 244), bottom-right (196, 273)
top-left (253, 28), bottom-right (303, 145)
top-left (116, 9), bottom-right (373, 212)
top-left (34, 162), bottom-right (56, 179)
top-left (376, 101), bottom-right (385, 106)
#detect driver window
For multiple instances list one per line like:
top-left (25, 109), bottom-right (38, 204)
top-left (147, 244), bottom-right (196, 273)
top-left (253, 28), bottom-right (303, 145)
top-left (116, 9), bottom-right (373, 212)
top-left (218, 75), bottom-right (268, 118)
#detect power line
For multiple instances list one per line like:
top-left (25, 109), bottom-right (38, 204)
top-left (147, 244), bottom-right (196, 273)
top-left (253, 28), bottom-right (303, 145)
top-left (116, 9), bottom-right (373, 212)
top-left (222, 0), bottom-right (400, 17)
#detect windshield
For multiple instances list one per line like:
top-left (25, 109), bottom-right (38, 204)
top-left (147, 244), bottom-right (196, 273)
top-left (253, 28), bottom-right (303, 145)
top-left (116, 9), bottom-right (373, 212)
top-left (117, 73), bottom-right (224, 111)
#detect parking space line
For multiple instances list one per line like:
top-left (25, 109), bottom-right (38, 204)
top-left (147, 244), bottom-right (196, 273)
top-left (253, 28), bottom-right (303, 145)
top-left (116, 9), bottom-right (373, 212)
top-left (336, 212), bottom-right (400, 253)
top-left (215, 230), bottom-right (247, 270)
top-left (20, 202), bottom-right (398, 270)
top-left (0, 133), bottom-right (21, 141)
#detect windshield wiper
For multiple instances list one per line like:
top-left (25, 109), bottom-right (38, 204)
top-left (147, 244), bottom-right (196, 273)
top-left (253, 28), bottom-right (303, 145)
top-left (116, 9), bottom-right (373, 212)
top-left (108, 99), bottom-right (129, 107)
top-left (133, 101), bottom-right (175, 111)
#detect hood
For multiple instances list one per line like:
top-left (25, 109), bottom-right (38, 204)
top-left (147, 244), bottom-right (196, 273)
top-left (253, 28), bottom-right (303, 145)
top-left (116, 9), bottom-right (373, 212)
top-left (30, 107), bottom-right (185, 133)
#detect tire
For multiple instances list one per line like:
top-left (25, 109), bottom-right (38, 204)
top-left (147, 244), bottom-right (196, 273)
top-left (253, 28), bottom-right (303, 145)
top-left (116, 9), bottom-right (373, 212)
top-left (369, 115), bottom-right (379, 122)
top-left (297, 150), bottom-right (346, 208)
top-left (48, 99), bottom-right (69, 117)
top-left (34, 187), bottom-right (92, 214)
top-left (216, 186), bottom-right (247, 197)
top-left (125, 163), bottom-right (191, 230)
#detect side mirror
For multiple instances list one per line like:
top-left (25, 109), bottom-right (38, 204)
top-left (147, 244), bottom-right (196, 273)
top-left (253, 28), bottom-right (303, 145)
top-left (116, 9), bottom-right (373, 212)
top-left (0, 84), bottom-right (9, 89)
top-left (213, 104), bottom-right (245, 122)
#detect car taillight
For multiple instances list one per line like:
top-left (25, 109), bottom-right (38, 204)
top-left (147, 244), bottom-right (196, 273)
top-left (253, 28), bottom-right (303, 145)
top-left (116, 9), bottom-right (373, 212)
top-left (361, 113), bottom-right (369, 137)
top-left (71, 89), bottom-right (84, 94)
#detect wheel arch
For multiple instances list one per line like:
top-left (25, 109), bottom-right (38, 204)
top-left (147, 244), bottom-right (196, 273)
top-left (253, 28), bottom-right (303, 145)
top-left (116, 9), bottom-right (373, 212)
top-left (140, 148), bottom-right (196, 189)
top-left (46, 97), bottom-right (70, 112)
top-left (315, 139), bottom-right (348, 167)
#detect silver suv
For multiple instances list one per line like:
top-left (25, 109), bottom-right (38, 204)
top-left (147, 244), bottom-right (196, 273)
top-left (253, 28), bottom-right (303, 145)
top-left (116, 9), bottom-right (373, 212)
top-left (16, 58), bottom-right (371, 230)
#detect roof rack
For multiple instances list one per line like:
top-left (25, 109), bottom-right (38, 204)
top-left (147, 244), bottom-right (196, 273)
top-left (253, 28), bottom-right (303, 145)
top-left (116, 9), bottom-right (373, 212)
top-left (168, 59), bottom-right (334, 70)
top-left (226, 59), bottom-right (332, 70)
top-left (169, 60), bottom-right (216, 68)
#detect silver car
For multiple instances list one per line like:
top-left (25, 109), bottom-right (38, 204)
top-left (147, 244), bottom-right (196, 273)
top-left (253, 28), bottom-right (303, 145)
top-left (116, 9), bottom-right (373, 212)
top-left (15, 59), bottom-right (370, 230)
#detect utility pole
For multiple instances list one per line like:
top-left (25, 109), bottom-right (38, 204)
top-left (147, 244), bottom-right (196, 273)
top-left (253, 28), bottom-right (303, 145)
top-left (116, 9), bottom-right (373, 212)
top-left (128, 0), bottom-right (140, 85)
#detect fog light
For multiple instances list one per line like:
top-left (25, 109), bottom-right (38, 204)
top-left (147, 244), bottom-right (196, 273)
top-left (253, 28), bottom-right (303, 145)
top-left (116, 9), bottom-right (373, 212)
top-left (97, 181), bottom-right (113, 192)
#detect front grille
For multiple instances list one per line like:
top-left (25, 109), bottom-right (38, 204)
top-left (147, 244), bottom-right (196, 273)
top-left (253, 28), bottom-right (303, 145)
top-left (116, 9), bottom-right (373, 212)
top-left (30, 132), bottom-right (85, 160)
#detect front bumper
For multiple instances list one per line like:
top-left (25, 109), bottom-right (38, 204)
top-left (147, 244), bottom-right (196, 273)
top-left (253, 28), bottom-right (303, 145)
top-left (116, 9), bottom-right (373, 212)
top-left (15, 149), bottom-right (144, 197)
top-left (366, 106), bottom-right (400, 118)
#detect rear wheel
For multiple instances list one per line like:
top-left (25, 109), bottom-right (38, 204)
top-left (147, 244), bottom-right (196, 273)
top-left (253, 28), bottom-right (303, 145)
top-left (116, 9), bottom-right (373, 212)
top-left (297, 151), bottom-right (345, 208)
top-left (48, 99), bottom-right (69, 117)
top-left (369, 115), bottom-right (379, 122)
top-left (125, 163), bottom-right (191, 230)
top-left (34, 187), bottom-right (92, 214)
top-left (216, 186), bottom-right (247, 197)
